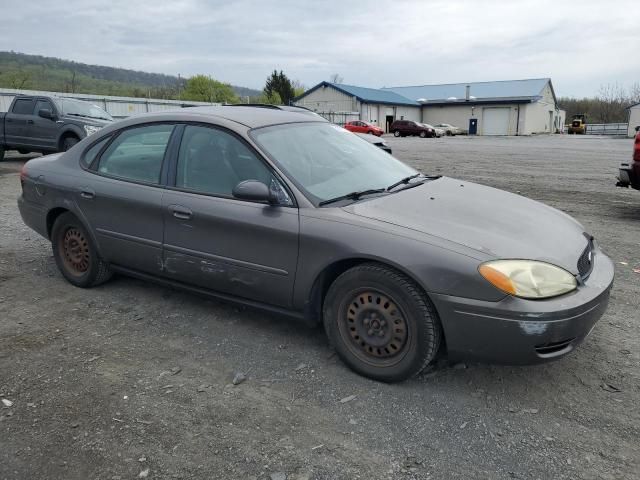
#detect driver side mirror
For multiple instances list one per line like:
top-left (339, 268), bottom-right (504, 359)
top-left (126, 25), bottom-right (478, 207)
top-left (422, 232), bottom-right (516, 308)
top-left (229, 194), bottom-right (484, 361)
top-left (232, 180), bottom-right (277, 204)
top-left (38, 108), bottom-right (55, 120)
top-left (635, 125), bottom-right (640, 132)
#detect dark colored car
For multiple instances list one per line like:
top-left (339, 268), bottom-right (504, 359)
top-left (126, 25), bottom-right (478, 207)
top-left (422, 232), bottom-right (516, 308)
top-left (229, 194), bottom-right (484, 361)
top-left (617, 126), bottom-right (640, 190)
top-left (344, 121), bottom-right (384, 136)
top-left (354, 132), bottom-right (392, 153)
top-left (18, 106), bottom-right (614, 383)
top-left (390, 120), bottom-right (435, 138)
top-left (0, 95), bottom-right (112, 160)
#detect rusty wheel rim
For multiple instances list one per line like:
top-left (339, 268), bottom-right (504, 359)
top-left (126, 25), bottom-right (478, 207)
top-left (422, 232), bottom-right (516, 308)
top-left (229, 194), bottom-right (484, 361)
top-left (339, 289), bottom-right (409, 366)
top-left (60, 227), bottom-right (90, 276)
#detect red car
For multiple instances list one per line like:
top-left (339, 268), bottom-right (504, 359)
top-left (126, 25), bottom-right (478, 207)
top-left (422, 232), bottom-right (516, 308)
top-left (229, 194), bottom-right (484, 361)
top-left (617, 126), bottom-right (640, 190)
top-left (343, 121), bottom-right (384, 136)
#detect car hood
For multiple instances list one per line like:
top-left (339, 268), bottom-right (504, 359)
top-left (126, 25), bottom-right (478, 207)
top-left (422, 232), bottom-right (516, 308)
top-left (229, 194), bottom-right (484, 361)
top-left (61, 115), bottom-right (112, 127)
top-left (342, 177), bottom-right (588, 274)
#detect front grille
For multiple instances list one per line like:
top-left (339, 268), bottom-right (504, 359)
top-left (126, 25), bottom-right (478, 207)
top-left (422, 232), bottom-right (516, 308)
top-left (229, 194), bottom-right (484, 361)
top-left (577, 240), bottom-right (594, 279)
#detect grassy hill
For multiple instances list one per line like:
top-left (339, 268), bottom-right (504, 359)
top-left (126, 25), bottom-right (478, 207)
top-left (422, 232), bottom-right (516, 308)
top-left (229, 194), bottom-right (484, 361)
top-left (0, 51), bottom-right (261, 99)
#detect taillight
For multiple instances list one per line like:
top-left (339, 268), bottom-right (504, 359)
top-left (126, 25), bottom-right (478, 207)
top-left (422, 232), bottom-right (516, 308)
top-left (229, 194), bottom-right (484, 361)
top-left (634, 133), bottom-right (640, 162)
top-left (20, 162), bottom-right (28, 189)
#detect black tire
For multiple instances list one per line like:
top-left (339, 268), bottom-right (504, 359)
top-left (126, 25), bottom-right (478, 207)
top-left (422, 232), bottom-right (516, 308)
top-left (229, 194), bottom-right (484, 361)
top-left (367, 130), bottom-right (374, 135)
top-left (446, 131), bottom-right (452, 136)
top-left (62, 136), bottom-right (79, 152)
top-left (323, 263), bottom-right (442, 383)
top-left (51, 212), bottom-right (112, 288)
top-left (419, 131), bottom-right (427, 138)
top-left (0, 146), bottom-right (5, 162)
top-left (17, 149), bottom-right (30, 155)
top-left (393, 130), bottom-right (401, 137)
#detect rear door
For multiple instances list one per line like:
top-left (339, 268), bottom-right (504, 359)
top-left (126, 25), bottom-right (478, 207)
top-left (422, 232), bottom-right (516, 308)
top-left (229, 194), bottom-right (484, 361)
top-left (77, 123), bottom-right (176, 273)
top-left (4, 97), bottom-right (35, 147)
top-left (161, 124), bottom-right (299, 307)
top-left (28, 98), bottom-right (59, 150)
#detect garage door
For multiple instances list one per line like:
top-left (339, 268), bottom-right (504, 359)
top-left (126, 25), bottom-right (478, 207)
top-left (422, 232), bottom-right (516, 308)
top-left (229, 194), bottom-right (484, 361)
top-left (482, 107), bottom-right (510, 135)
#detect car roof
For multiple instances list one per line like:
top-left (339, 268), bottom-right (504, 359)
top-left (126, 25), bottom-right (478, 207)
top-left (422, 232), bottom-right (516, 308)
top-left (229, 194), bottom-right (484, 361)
top-left (172, 105), bottom-right (327, 128)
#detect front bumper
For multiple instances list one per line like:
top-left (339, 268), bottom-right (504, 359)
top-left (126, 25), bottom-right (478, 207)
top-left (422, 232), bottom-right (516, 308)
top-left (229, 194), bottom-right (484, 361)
top-left (430, 248), bottom-right (614, 365)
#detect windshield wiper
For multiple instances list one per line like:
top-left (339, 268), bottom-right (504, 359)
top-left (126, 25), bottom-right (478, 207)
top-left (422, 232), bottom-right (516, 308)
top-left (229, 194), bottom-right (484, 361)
top-left (386, 173), bottom-right (442, 191)
top-left (319, 188), bottom-right (386, 207)
top-left (67, 113), bottom-right (91, 118)
top-left (386, 173), bottom-right (422, 191)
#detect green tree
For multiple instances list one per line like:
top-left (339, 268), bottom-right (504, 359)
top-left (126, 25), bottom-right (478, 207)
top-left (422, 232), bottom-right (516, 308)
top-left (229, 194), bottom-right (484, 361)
top-left (182, 75), bottom-right (239, 103)
top-left (292, 79), bottom-right (306, 98)
top-left (263, 70), bottom-right (295, 105)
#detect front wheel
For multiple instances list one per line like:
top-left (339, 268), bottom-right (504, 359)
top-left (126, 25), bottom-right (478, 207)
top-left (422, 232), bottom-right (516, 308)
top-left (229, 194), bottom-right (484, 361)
top-left (0, 146), bottom-right (5, 162)
top-left (393, 130), bottom-right (401, 137)
top-left (323, 263), bottom-right (442, 383)
top-left (51, 212), bottom-right (113, 288)
top-left (419, 131), bottom-right (427, 138)
top-left (62, 136), bottom-right (79, 152)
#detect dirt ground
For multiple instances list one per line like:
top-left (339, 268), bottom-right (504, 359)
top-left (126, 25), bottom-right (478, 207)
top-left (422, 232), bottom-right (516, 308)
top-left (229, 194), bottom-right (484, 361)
top-left (1, 134), bottom-right (638, 480)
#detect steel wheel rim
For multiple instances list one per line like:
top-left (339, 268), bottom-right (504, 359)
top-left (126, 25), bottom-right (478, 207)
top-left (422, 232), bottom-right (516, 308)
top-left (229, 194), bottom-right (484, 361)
top-left (339, 289), bottom-right (410, 366)
top-left (60, 227), bottom-right (90, 276)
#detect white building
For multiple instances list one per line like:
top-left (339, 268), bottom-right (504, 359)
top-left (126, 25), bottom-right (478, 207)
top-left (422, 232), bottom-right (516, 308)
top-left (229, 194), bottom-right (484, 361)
top-left (628, 103), bottom-right (640, 137)
top-left (295, 78), bottom-right (563, 135)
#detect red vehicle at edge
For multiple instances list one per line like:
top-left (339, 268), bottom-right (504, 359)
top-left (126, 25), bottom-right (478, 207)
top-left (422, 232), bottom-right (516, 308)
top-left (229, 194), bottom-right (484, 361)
top-left (343, 121), bottom-right (384, 136)
top-left (617, 126), bottom-right (640, 190)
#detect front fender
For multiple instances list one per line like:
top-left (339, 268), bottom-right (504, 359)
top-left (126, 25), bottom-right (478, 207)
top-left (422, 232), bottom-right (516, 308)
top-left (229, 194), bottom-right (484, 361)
top-left (293, 211), bottom-right (506, 312)
top-left (56, 124), bottom-right (85, 149)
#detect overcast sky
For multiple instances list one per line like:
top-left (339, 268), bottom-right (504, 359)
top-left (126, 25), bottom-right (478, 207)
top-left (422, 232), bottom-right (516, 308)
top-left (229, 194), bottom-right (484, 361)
top-left (1, 0), bottom-right (637, 97)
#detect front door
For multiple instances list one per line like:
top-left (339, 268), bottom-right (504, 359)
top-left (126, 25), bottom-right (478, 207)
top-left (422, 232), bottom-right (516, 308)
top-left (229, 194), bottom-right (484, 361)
top-left (28, 98), bottom-right (59, 151)
top-left (77, 123), bottom-right (175, 273)
top-left (162, 124), bottom-right (299, 308)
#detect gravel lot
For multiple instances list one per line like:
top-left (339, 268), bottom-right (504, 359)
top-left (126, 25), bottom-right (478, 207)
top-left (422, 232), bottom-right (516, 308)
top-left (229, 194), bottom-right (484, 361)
top-left (1, 135), bottom-right (638, 480)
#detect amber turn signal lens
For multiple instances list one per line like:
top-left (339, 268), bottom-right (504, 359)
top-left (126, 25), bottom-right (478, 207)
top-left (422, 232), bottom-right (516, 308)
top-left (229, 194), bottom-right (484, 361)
top-left (479, 264), bottom-right (517, 295)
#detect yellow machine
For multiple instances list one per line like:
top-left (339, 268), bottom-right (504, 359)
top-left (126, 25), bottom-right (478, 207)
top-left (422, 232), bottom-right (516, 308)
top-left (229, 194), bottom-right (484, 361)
top-left (567, 114), bottom-right (587, 134)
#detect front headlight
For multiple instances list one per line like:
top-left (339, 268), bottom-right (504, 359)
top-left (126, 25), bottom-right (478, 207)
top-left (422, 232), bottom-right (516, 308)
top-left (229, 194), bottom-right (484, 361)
top-left (84, 125), bottom-right (102, 137)
top-left (479, 260), bottom-right (577, 299)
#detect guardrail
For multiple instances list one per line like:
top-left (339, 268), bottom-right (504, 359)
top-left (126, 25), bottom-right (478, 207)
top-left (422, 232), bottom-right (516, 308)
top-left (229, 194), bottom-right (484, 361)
top-left (585, 123), bottom-right (629, 136)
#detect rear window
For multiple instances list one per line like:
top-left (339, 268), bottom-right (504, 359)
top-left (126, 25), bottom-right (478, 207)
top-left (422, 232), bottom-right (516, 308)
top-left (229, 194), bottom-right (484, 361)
top-left (12, 98), bottom-right (35, 115)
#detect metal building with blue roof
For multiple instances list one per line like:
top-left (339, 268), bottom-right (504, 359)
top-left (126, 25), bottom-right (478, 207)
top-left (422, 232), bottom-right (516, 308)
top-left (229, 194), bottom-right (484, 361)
top-left (295, 78), bottom-right (564, 135)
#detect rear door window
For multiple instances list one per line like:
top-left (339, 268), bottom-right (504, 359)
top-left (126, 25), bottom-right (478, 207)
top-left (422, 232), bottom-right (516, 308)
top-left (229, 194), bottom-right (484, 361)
top-left (96, 124), bottom-right (174, 184)
top-left (12, 98), bottom-right (35, 115)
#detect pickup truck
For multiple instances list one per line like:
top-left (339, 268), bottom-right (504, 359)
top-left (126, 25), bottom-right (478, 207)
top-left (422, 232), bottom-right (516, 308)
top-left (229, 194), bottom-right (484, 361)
top-left (0, 95), bottom-right (113, 161)
top-left (617, 126), bottom-right (640, 190)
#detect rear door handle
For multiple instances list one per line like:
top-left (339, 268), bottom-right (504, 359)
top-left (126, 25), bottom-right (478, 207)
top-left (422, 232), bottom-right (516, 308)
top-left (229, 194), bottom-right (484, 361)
top-left (170, 205), bottom-right (192, 220)
top-left (79, 188), bottom-right (95, 199)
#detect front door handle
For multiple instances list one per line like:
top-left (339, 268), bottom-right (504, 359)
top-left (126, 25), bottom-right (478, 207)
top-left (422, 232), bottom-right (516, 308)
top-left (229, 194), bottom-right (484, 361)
top-left (27, 119), bottom-right (34, 124)
top-left (79, 188), bottom-right (95, 199)
top-left (170, 205), bottom-right (192, 220)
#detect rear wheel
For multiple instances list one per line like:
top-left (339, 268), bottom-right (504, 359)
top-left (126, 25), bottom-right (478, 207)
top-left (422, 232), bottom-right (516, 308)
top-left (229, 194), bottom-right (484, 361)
top-left (323, 263), bottom-right (442, 383)
top-left (393, 130), bottom-right (401, 137)
top-left (51, 212), bottom-right (112, 288)
top-left (17, 149), bottom-right (30, 155)
top-left (62, 136), bottom-right (79, 152)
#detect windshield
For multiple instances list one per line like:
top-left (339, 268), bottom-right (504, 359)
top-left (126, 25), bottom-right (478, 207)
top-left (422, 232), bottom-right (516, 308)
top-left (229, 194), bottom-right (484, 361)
top-left (60, 99), bottom-right (113, 121)
top-left (251, 122), bottom-right (417, 204)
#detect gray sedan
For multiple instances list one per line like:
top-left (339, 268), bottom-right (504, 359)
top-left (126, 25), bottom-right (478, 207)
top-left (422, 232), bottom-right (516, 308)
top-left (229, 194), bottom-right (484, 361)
top-left (18, 106), bottom-right (614, 382)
